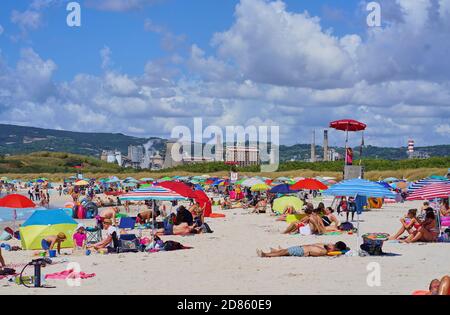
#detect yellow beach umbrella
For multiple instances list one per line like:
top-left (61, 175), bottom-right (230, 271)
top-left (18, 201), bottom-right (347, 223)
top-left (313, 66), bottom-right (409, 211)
top-left (272, 196), bottom-right (304, 213)
top-left (251, 183), bottom-right (270, 192)
top-left (19, 210), bottom-right (77, 250)
top-left (74, 180), bottom-right (89, 186)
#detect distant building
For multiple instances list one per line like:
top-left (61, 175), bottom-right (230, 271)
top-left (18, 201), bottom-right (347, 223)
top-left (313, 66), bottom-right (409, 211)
top-left (149, 152), bottom-right (164, 170)
top-left (225, 145), bottom-right (260, 167)
top-left (215, 135), bottom-right (224, 162)
top-left (163, 139), bottom-right (184, 169)
top-left (100, 150), bottom-right (122, 166)
top-left (128, 145), bottom-right (144, 169)
top-left (407, 139), bottom-right (430, 159)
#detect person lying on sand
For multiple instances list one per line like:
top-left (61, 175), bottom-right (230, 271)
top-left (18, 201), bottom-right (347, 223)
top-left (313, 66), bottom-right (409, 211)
top-left (415, 276), bottom-right (450, 295)
top-left (153, 223), bottom-right (202, 236)
top-left (257, 241), bottom-right (349, 258)
top-left (152, 213), bottom-right (202, 236)
top-left (402, 211), bottom-right (439, 243)
top-left (41, 233), bottom-right (67, 255)
top-left (0, 248), bottom-right (5, 269)
top-left (389, 209), bottom-right (421, 240)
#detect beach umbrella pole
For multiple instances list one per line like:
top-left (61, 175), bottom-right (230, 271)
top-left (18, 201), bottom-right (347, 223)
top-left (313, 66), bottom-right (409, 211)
top-left (152, 200), bottom-right (156, 238)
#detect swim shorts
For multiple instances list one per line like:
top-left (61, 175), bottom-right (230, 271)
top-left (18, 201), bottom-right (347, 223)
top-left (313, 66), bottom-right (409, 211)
top-left (288, 246), bottom-right (305, 257)
top-left (41, 239), bottom-right (51, 250)
top-left (164, 224), bottom-right (174, 235)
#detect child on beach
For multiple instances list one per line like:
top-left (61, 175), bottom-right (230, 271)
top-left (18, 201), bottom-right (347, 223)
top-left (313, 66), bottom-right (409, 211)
top-left (73, 225), bottom-right (87, 250)
top-left (41, 233), bottom-right (67, 255)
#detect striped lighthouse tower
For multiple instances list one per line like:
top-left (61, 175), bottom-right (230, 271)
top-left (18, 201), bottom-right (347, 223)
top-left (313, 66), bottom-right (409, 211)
top-left (407, 139), bottom-right (415, 159)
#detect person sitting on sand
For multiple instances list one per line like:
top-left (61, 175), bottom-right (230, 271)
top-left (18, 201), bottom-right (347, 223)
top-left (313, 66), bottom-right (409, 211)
top-left (189, 202), bottom-right (205, 225)
top-left (88, 219), bottom-right (119, 252)
top-left (252, 198), bottom-right (268, 214)
top-left (389, 209), bottom-right (421, 240)
top-left (176, 206), bottom-right (194, 226)
top-left (0, 248), bottom-right (5, 269)
top-left (402, 211), bottom-right (439, 243)
top-left (222, 197), bottom-right (232, 210)
top-left (440, 199), bottom-right (450, 217)
top-left (136, 210), bottom-right (161, 225)
top-left (97, 207), bottom-right (120, 228)
top-left (41, 233), bottom-right (67, 255)
top-left (322, 207), bottom-right (341, 228)
top-left (257, 241), bottom-right (349, 258)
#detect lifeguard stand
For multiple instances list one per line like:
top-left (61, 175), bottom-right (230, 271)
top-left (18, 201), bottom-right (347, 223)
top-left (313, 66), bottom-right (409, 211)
top-left (344, 165), bottom-right (364, 180)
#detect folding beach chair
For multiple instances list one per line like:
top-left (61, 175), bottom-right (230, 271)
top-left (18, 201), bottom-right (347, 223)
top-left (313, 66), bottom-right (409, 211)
top-left (86, 227), bottom-right (102, 244)
top-left (118, 217), bottom-right (136, 230)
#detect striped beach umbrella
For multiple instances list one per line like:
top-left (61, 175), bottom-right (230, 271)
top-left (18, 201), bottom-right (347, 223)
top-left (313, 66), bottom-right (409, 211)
top-left (406, 183), bottom-right (450, 201)
top-left (323, 179), bottom-right (397, 199)
top-left (119, 186), bottom-right (188, 201)
top-left (408, 178), bottom-right (449, 192)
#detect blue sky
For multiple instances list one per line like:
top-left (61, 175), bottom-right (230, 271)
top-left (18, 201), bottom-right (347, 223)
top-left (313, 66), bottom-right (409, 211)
top-left (0, 0), bottom-right (365, 81)
top-left (0, 0), bottom-right (449, 147)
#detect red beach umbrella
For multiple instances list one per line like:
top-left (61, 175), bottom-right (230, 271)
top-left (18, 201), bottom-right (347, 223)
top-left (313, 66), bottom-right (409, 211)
top-left (158, 181), bottom-right (196, 198)
top-left (330, 119), bottom-right (367, 132)
top-left (0, 194), bottom-right (36, 208)
top-left (290, 178), bottom-right (328, 191)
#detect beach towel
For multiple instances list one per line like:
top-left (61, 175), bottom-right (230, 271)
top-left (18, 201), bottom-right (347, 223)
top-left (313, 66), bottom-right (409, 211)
top-left (45, 269), bottom-right (95, 280)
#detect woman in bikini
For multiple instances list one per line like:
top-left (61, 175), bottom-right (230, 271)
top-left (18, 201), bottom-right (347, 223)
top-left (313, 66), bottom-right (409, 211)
top-left (403, 211), bottom-right (439, 243)
top-left (389, 209), bottom-right (421, 240)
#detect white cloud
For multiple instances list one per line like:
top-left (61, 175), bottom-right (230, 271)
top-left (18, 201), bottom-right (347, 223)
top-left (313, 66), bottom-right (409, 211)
top-left (211, 0), bottom-right (359, 89)
top-left (11, 10), bottom-right (42, 30)
top-left (100, 46), bottom-right (113, 70)
top-left (0, 25), bottom-right (4, 35)
top-left (1, 0), bottom-right (450, 147)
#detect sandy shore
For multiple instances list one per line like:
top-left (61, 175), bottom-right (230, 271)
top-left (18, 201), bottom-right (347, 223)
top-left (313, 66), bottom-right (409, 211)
top-left (0, 191), bottom-right (448, 295)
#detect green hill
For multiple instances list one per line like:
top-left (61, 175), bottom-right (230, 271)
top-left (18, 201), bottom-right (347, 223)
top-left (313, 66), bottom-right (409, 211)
top-left (0, 124), bottom-right (449, 161)
top-left (0, 124), bottom-right (165, 156)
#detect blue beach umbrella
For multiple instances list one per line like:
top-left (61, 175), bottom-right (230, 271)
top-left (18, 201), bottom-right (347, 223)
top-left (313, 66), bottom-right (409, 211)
top-left (269, 184), bottom-right (299, 195)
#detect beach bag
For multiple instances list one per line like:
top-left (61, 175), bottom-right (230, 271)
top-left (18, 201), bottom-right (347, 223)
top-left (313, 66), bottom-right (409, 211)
top-left (201, 223), bottom-right (213, 234)
top-left (118, 235), bottom-right (139, 253)
top-left (361, 235), bottom-right (385, 256)
top-left (339, 222), bottom-right (354, 231)
top-left (163, 241), bottom-right (184, 251)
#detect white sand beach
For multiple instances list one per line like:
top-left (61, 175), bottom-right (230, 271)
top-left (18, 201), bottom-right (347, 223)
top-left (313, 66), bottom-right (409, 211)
top-left (0, 190), bottom-right (448, 295)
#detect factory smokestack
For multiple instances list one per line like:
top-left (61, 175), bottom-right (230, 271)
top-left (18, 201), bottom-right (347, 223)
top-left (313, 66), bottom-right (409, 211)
top-left (311, 130), bottom-right (316, 163)
top-left (323, 130), bottom-right (329, 161)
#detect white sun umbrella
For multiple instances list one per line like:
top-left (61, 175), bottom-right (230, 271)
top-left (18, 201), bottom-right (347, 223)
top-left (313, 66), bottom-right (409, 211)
top-left (241, 178), bottom-right (265, 188)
